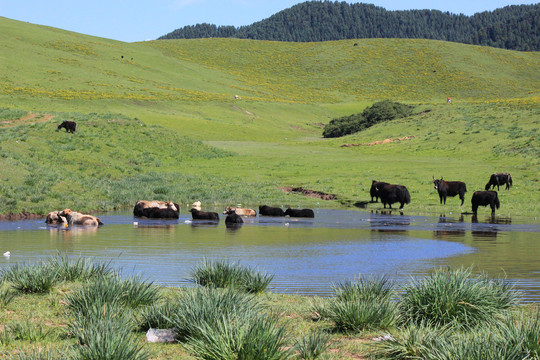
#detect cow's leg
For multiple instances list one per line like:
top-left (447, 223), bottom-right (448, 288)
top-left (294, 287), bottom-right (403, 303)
top-left (472, 204), bottom-right (478, 214)
top-left (490, 203), bottom-right (496, 214)
top-left (439, 195), bottom-right (443, 204)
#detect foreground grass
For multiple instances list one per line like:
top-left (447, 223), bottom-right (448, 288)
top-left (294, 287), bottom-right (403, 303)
top-left (0, 257), bottom-right (538, 359)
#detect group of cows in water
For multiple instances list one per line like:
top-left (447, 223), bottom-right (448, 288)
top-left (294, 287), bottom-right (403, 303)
top-left (44, 172), bottom-right (512, 227)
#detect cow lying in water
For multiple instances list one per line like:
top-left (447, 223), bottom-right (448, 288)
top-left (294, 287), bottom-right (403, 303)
top-left (259, 205), bottom-right (285, 216)
top-left (284, 208), bottom-right (315, 218)
top-left (133, 200), bottom-right (180, 219)
top-left (471, 191), bottom-right (500, 215)
top-left (224, 208), bottom-right (244, 224)
top-left (433, 177), bottom-right (467, 206)
top-left (223, 205), bottom-right (256, 217)
top-left (45, 211), bottom-right (66, 225)
top-left (375, 183), bottom-right (411, 209)
top-left (58, 209), bottom-right (103, 226)
top-left (189, 208), bottom-right (219, 221)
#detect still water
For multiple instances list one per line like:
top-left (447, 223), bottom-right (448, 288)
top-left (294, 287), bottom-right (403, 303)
top-left (0, 209), bottom-right (538, 301)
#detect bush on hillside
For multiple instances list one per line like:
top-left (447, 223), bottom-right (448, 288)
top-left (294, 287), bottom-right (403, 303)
top-left (322, 100), bottom-right (414, 138)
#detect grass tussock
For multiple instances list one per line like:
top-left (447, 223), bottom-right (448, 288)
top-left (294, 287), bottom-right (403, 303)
top-left (398, 266), bottom-right (519, 328)
top-left (190, 258), bottom-right (274, 293)
top-left (1, 263), bottom-right (58, 294)
top-left (293, 329), bottom-right (333, 360)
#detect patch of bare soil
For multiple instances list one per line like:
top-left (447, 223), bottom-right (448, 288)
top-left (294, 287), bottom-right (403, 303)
top-left (0, 213), bottom-right (43, 221)
top-left (341, 136), bottom-right (415, 147)
top-left (0, 113), bottom-right (54, 127)
top-left (280, 187), bottom-right (337, 200)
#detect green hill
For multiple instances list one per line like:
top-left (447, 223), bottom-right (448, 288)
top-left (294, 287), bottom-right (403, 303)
top-left (0, 17), bottom-right (538, 215)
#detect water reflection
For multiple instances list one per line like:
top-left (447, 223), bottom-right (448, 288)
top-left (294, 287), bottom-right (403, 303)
top-left (434, 214), bottom-right (466, 240)
top-left (369, 211), bottom-right (410, 235)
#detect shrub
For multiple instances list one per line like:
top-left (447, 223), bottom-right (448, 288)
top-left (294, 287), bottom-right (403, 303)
top-left (322, 100), bottom-right (414, 138)
top-left (399, 267), bottom-right (519, 328)
top-left (293, 330), bottom-right (332, 360)
top-left (2, 263), bottom-right (58, 294)
top-left (314, 276), bottom-right (398, 332)
top-left (189, 258), bottom-right (273, 293)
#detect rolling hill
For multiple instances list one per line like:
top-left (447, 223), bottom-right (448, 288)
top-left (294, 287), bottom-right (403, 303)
top-left (0, 17), bottom-right (538, 215)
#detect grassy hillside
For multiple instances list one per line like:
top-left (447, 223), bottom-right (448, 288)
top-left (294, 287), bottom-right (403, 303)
top-left (0, 17), bottom-right (538, 216)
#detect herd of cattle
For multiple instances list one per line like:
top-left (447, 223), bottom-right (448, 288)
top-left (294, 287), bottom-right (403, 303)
top-left (44, 172), bottom-right (512, 227)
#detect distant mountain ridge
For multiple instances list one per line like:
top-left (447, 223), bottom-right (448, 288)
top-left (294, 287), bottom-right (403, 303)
top-left (159, 1), bottom-right (540, 51)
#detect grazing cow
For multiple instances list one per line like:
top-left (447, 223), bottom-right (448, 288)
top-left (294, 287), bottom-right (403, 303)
top-left (258, 205), bottom-right (285, 217)
top-left (133, 200), bottom-right (179, 219)
top-left (471, 191), bottom-right (500, 215)
top-left (58, 209), bottom-right (103, 226)
top-left (432, 177), bottom-right (467, 206)
top-left (57, 121), bottom-right (76, 133)
top-left (370, 180), bottom-right (389, 202)
top-left (485, 173), bottom-right (512, 191)
top-left (189, 208), bottom-right (219, 221)
top-left (224, 208), bottom-right (244, 224)
top-left (284, 208), bottom-right (315, 218)
top-left (223, 205), bottom-right (256, 217)
top-left (45, 211), bottom-right (66, 225)
top-left (375, 183), bottom-right (411, 209)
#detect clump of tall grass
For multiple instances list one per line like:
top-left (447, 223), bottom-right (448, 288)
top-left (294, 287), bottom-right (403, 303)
top-left (499, 311), bottom-right (540, 358)
top-left (46, 253), bottom-right (116, 282)
top-left (1, 263), bottom-right (58, 294)
top-left (314, 275), bottom-right (398, 332)
top-left (190, 258), bottom-right (274, 293)
top-left (65, 275), bottom-right (162, 317)
top-left (9, 320), bottom-right (56, 342)
top-left (293, 329), bottom-right (333, 360)
top-left (398, 267), bottom-right (519, 328)
top-left (0, 286), bottom-right (16, 307)
top-left (11, 347), bottom-right (70, 360)
top-left (167, 287), bottom-right (291, 359)
top-left (136, 300), bottom-right (181, 331)
top-left (70, 303), bottom-right (149, 360)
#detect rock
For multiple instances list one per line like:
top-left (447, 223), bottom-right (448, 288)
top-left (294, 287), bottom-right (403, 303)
top-left (146, 328), bottom-right (178, 343)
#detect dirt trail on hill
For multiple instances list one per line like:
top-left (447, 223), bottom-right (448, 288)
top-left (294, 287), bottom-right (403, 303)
top-left (0, 113), bottom-right (54, 127)
top-left (341, 135), bottom-right (415, 147)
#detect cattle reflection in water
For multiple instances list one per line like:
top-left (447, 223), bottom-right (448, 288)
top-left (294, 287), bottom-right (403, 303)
top-left (369, 211), bottom-right (410, 235)
top-left (434, 214), bottom-right (466, 240)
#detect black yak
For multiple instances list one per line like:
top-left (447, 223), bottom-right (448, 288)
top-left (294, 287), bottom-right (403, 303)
top-left (433, 177), bottom-right (467, 205)
top-left (370, 180), bottom-right (389, 202)
top-left (258, 205), bottom-right (285, 216)
top-left (471, 191), bottom-right (500, 215)
top-left (375, 183), bottom-right (411, 209)
top-left (189, 208), bottom-right (219, 221)
top-left (57, 121), bottom-right (76, 133)
top-left (224, 208), bottom-right (244, 224)
top-left (485, 173), bottom-right (512, 191)
top-left (133, 200), bottom-right (180, 219)
top-left (284, 208), bottom-right (315, 218)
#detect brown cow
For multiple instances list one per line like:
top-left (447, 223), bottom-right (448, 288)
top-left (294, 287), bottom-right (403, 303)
top-left (223, 205), bottom-right (256, 217)
top-left (45, 211), bottom-right (66, 225)
top-left (58, 209), bottom-right (103, 226)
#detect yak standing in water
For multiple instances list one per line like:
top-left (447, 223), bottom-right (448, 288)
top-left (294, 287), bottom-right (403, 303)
top-left (370, 180), bottom-right (389, 202)
top-left (485, 173), bottom-right (512, 191)
top-left (375, 183), bottom-right (411, 209)
top-left (471, 191), bottom-right (500, 215)
top-left (433, 177), bottom-right (467, 206)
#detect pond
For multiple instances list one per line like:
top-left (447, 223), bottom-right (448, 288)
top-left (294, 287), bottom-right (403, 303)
top-left (0, 209), bottom-right (538, 301)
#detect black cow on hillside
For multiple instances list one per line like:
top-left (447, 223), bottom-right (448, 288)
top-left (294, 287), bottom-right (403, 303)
top-left (433, 177), bottom-right (467, 206)
top-left (471, 191), bottom-right (500, 215)
top-left (485, 173), bottom-right (512, 191)
top-left (57, 121), bottom-right (77, 133)
top-left (284, 208), bottom-right (315, 218)
top-left (189, 208), bottom-right (219, 221)
top-left (259, 205), bottom-right (285, 216)
top-left (375, 183), bottom-right (411, 209)
top-left (370, 180), bottom-right (389, 203)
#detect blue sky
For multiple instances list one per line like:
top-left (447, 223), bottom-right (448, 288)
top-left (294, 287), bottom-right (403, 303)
top-left (1, 0), bottom-right (537, 42)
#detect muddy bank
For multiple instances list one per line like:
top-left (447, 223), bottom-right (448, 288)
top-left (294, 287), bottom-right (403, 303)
top-left (0, 213), bottom-right (44, 221)
top-left (281, 187), bottom-right (337, 200)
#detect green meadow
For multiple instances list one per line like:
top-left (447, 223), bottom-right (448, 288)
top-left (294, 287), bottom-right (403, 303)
top-left (0, 17), bottom-right (538, 216)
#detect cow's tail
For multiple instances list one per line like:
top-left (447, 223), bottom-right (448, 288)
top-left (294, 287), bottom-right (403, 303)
top-left (403, 187), bottom-right (411, 204)
top-left (494, 193), bottom-right (500, 209)
top-left (463, 183), bottom-right (467, 193)
top-left (508, 174), bottom-right (513, 187)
